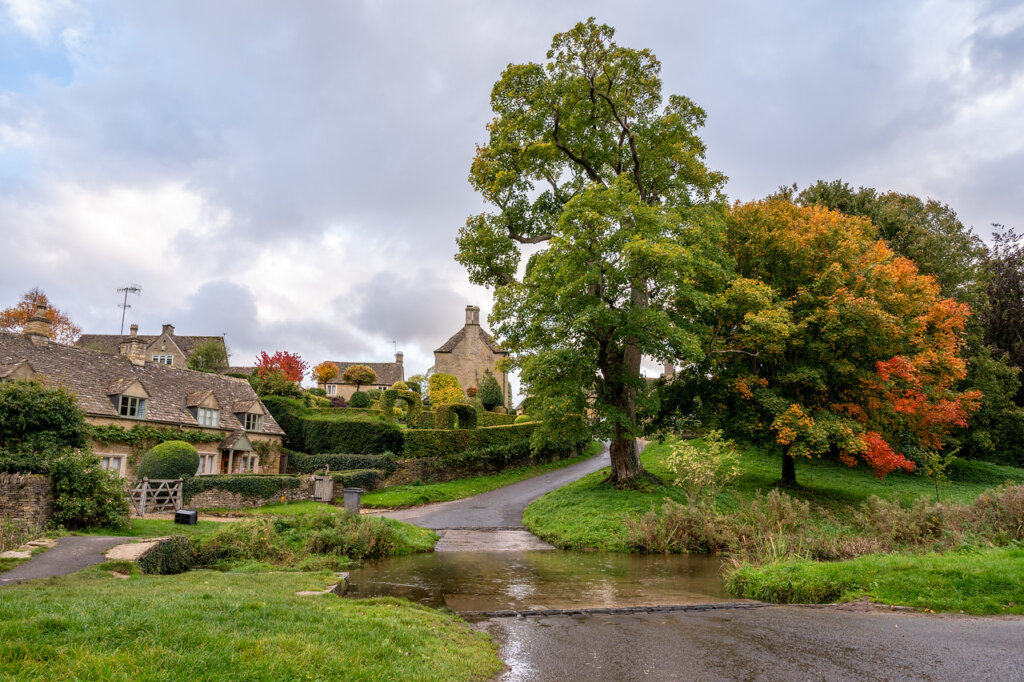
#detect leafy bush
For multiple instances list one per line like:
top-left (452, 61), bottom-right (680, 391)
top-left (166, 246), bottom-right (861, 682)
top-left (514, 414), bottom-right (535, 424)
top-left (307, 387), bottom-right (327, 397)
top-left (433, 403), bottom-right (478, 430)
top-left (47, 448), bottom-right (130, 530)
top-left (195, 519), bottom-right (292, 566)
top-left (366, 388), bottom-right (382, 400)
top-left (138, 536), bottom-right (195, 575)
top-left (138, 441), bottom-right (200, 480)
top-left (261, 395), bottom-right (307, 450)
top-left (428, 373), bottom-right (464, 405)
top-left (303, 513), bottom-right (399, 560)
top-left (348, 391), bottom-right (372, 408)
top-left (665, 431), bottom-right (741, 506)
top-left (184, 474), bottom-right (302, 501)
top-left (186, 340), bottom-right (228, 372)
top-left (403, 423), bottom-right (539, 459)
top-left (405, 381), bottom-right (421, 394)
top-left (248, 368), bottom-right (304, 398)
top-left (479, 411), bottom-right (516, 427)
top-left (290, 452), bottom-right (396, 475)
top-left (0, 380), bottom-right (88, 453)
top-left (626, 500), bottom-right (735, 554)
top-left (478, 370), bottom-right (504, 410)
top-left (331, 469), bottom-right (384, 490)
top-left (329, 395), bottom-right (347, 408)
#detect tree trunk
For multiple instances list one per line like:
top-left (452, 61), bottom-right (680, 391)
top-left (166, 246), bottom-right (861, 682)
top-left (780, 446), bottom-right (797, 487)
top-left (606, 335), bottom-right (645, 485)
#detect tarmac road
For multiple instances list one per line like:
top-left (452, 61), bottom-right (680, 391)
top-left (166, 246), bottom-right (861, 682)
top-left (0, 536), bottom-right (129, 586)
top-left (479, 605), bottom-right (1024, 681)
top-left (381, 442), bottom-right (611, 529)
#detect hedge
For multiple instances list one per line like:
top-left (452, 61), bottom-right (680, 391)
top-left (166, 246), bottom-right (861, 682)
top-left (290, 452), bottom-right (397, 476)
top-left (403, 423), bottom-right (539, 459)
top-left (331, 469), bottom-right (384, 490)
top-left (137, 441), bottom-right (199, 480)
top-left (261, 396), bottom-right (308, 451)
top-left (138, 536), bottom-right (195, 575)
top-left (479, 412), bottom-right (517, 427)
top-left (434, 403), bottom-right (478, 430)
top-left (184, 474), bottom-right (302, 501)
top-left (262, 395), bottom-right (402, 455)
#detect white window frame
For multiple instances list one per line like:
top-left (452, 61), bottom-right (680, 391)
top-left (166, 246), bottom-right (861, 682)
top-left (119, 395), bottom-right (146, 418)
top-left (152, 354), bottom-right (173, 365)
top-left (326, 384), bottom-right (337, 396)
top-left (244, 412), bottom-right (263, 432)
top-left (98, 455), bottom-right (125, 477)
top-left (197, 453), bottom-right (216, 475)
top-left (197, 407), bottom-right (220, 427)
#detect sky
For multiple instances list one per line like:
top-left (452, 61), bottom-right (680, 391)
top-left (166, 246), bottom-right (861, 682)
top-left (1, 0), bottom-right (1022, 396)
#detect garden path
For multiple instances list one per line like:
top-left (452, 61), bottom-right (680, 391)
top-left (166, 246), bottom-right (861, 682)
top-left (0, 536), bottom-right (129, 586)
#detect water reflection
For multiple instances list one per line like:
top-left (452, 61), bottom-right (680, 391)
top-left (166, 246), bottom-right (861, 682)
top-left (344, 551), bottom-right (728, 612)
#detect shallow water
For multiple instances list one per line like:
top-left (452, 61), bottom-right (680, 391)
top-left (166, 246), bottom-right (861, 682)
top-left (343, 551), bottom-right (729, 612)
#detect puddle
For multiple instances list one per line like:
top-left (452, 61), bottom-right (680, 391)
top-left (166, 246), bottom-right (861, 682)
top-left (344, 551), bottom-right (729, 612)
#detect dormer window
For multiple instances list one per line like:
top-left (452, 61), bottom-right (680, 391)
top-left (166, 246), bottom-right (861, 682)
top-left (119, 395), bottom-right (146, 418)
top-left (152, 354), bottom-right (173, 365)
top-left (197, 407), bottom-right (220, 427)
top-left (244, 412), bottom-right (263, 432)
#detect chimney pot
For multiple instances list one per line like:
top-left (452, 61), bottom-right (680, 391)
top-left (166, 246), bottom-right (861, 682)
top-left (162, 323), bottom-right (174, 336)
top-left (465, 305), bottom-right (480, 326)
top-left (395, 352), bottom-right (404, 364)
top-left (663, 361), bottom-right (676, 379)
top-left (24, 304), bottom-right (52, 345)
top-left (130, 324), bottom-right (138, 337)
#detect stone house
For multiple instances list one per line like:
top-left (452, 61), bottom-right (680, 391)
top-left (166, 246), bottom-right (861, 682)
top-left (1, 306), bottom-right (285, 478)
top-left (317, 354), bottom-right (405, 400)
top-left (434, 305), bottom-right (509, 403)
top-left (77, 323), bottom-right (225, 369)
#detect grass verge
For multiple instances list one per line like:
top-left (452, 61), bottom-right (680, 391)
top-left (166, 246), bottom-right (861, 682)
top-left (362, 440), bottom-right (605, 508)
top-left (725, 545), bottom-right (1024, 615)
top-left (0, 567), bottom-right (502, 680)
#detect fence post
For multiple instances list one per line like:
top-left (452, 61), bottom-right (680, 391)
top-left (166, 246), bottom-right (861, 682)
top-left (140, 478), bottom-right (148, 518)
top-left (176, 478), bottom-right (183, 510)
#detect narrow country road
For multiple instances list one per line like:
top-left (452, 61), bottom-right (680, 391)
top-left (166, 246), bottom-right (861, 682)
top-left (0, 536), bottom-right (129, 587)
top-left (380, 443), bottom-right (610, 529)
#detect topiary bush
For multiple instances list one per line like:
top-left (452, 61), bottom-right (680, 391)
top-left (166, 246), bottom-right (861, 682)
top-left (479, 411), bottom-right (516, 427)
top-left (404, 423), bottom-right (539, 459)
top-left (478, 370), bottom-right (504, 411)
top-left (302, 415), bottom-right (403, 455)
top-left (405, 381), bottom-right (421, 394)
top-left (349, 391), bottom-right (372, 408)
top-left (137, 441), bottom-right (200, 480)
top-left (366, 388), bottom-right (382, 400)
top-left (434, 403), bottom-right (478, 430)
top-left (515, 414), bottom-right (536, 424)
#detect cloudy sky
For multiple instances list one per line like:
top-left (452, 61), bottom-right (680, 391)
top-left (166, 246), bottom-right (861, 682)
top-left (1, 1), bottom-right (1022, 394)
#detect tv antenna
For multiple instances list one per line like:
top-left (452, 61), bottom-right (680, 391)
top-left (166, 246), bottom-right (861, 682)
top-left (392, 340), bottom-right (397, 355)
top-left (117, 284), bottom-right (142, 335)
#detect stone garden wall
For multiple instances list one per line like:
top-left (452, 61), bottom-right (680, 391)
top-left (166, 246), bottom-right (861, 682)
top-left (187, 476), bottom-right (317, 510)
top-left (0, 473), bottom-right (53, 528)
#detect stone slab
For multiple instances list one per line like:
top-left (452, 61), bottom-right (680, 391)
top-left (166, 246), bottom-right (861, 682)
top-left (434, 529), bottom-right (555, 552)
top-left (0, 550), bottom-right (31, 559)
top-left (105, 541), bottom-right (159, 562)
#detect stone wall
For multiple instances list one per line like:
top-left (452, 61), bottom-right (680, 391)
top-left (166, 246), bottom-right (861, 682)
top-left (187, 476), bottom-right (319, 510)
top-left (0, 473), bottom-right (53, 528)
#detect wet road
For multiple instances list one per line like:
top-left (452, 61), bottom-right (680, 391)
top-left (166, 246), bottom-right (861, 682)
top-left (381, 444), bottom-right (610, 529)
top-left (479, 606), bottom-right (1024, 681)
top-left (0, 536), bottom-right (128, 586)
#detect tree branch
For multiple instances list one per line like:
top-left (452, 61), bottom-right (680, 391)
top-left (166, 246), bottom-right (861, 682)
top-left (553, 110), bottom-right (605, 185)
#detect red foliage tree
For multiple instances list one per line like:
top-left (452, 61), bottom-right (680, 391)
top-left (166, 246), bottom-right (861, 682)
top-left (255, 351), bottom-right (309, 383)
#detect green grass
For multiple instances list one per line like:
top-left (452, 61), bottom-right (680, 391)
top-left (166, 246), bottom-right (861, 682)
top-left (0, 557), bottom-right (29, 574)
top-left (725, 545), bottom-right (1024, 615)
top-left (0, 567), bottom-right (502, 680)
top-left (362, 440), bottom-right (605, 508)
top-left (524, 439), bottom-right (1024, 551)
top-left (73, 518), bottom-right (229, 541)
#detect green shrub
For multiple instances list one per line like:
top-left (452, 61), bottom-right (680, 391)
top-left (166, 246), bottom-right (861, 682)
top-left (403, 423), bottom-right (539, 459)
top-left (138, 441), bottom-right (200, 480)
top-left (261, 395), bottom-right (307, 450)
top-left (195, 519), bottom-right (292, 566)
top-left (478, 370), bottom-right (504, 411)
top-left (184, 474), bottom-right (302, 501)
top-left (301, 513), bottom-right (399, 560)
top-left (303, 393), bottom-right (331, 409)
top-left (303, 416), bottom-right (403, 455)
top-left (479, 412), bottom-right (516, 427)
top-left (405, 381), bottom-right (421, 394)
top-left (366, 388), bottom-right (382, 400)
top-left (514, 414), bottom-right (535, 424)
top-left (0, 380), bottom-right (88, 452)
top-left (349, 391), bottom-right (372, 408)
top-left (307, 387), bottom-right (327, 397)
top-left (331, 469), bottom-right (384, 490)
top-left (46, 448), bottom-right (130, 530)
top-left (665, 431), bottom-right (741, 506)
top-left (248, 369), bottom-right (303, 398)
top-left (138, 536), bottom-right (195, 575)
top-left (428, 373), bottom-right (464, 404)
top-left (434, 404), bottom-right (478, 430)
top-left (290, 452), bottom-right (396, 475)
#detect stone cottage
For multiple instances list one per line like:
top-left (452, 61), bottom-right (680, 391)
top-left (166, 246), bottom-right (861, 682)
top-left (317, 354), bottom-right (405, 400)
top-left (434, 305), bottom-right (509, 403)
top-left (77, 323), bottom-right (226, 369)
top-left (1, 305), bottom-right (285, 478)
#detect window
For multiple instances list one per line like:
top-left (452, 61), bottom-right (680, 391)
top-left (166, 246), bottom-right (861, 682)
top-left (119, 395), bottom-right (146, 418)
top-left (197, 454), bottom-right (216, 475)
top-left (99, 455), bottom-right (124, 476)
top-left (326, 384), bottom-right (337, 395)
top-left (197, 407), bottom-right (220, 427)
top-left (152, 354), bottom-right (173, 365)
top-left (244, 412), bottom-right (263, 432)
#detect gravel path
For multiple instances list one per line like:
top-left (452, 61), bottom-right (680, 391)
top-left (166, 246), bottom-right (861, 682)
top-left (381, 443), bottom-right (611, 529)
top-left (0, 536), bottom-right (129, 587)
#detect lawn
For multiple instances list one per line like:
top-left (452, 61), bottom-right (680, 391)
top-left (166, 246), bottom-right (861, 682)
top-left (524, 439), bottom-right (1024, 552)
top-left (726, 545), bottom-right (1024, 615)
top-left (362, 440), bottom-right (605, 508)
top-left (0, 566), bottom-right (502, 681)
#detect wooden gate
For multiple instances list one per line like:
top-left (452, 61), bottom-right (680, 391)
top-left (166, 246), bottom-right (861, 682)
top-left (128, 478), bottom-right (183, 518)
top-left (313, 475), bottom-right (335, 502)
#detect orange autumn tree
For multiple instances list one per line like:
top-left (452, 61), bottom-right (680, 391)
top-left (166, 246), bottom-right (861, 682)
top-left (311, 361), bottom-right (339, 386)
top-left (0, 288), bottom-right (81, 345)
top-left (698, 200), bottom-right (980, 486)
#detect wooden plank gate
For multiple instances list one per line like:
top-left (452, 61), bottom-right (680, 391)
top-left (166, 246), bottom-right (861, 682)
top-left (313, 475), bottom-right (335, 502)
top-left (128, 478), bottom-right (184, 518)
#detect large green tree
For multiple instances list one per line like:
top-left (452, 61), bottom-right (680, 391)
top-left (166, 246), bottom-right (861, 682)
top-left (456, 19), bottom-right (727, 483)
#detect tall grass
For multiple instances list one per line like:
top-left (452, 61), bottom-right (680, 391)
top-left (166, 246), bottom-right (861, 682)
top-left (0, 519), bottom-right (39, 552)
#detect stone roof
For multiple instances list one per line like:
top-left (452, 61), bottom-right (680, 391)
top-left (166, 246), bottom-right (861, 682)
top-left (76, 333), bottom-right (225, 357)
top-left (0, 332), bottom-right (283, 436)
top-left (224, 366), bottom-right (255, 376)
top-left (323, 361), bottom-right (404, 386)
top-left (434, 327), bottom-right (507, 354)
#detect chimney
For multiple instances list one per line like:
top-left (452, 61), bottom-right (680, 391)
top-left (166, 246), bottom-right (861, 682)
top-left (129, 324), bottom-right (138, 337)
top-left (119, 334), bottom-right (147, 366)
top-left (24, 304), bottom-right (52, 346)
top-left (465, 305), bottom-right (480, 326)
top-left (663, 361), bottom-right (675, 379)
top-left (395, 351), bottom-right (403, 365)
top-left (162, 323), bottom-right (175, 337)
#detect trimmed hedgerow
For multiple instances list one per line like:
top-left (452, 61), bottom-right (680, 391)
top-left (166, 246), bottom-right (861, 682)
top-left (290, 452), bottom-right (397, 476)
top-left (479, 411), bottom-right (516, 427)
top-left (184, 474), bottom-right (302, 501)
top-left (403, 423), bottom-right (539, 459)
top-left (434, 404), bottom-right (478, 430)
top-left (138, 536), bottom-right (195, 575)
top-left (261, 396), bottom-right (308, 451)
top-left (331, 469), bottom-right (384, 490)
top-left (302, 416), bottom-right (402, 455)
